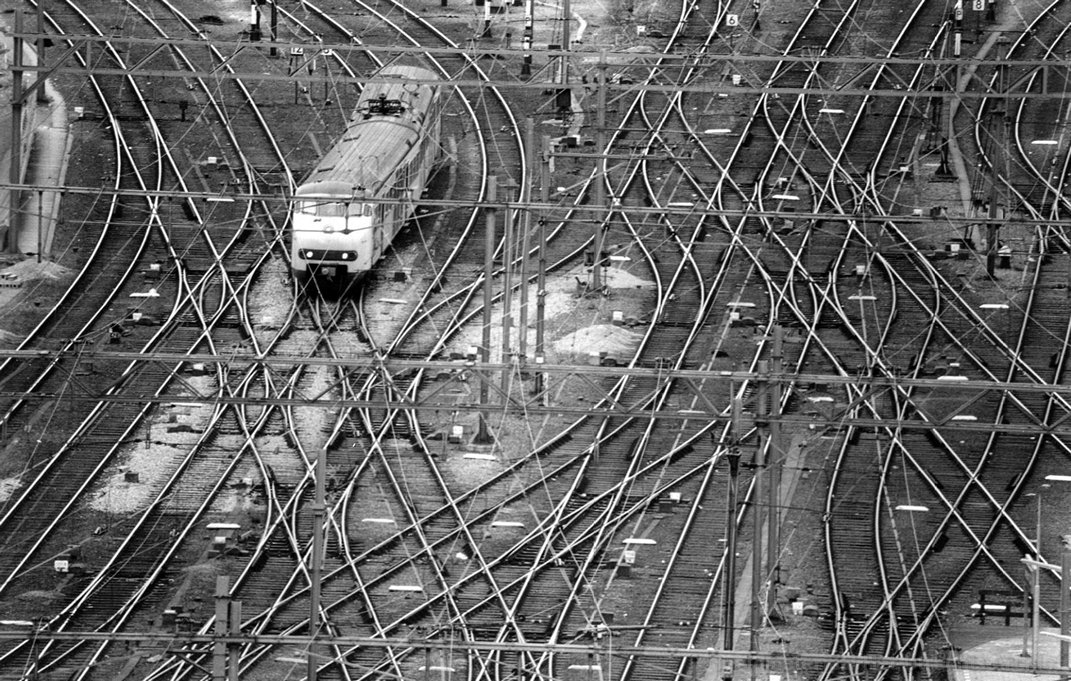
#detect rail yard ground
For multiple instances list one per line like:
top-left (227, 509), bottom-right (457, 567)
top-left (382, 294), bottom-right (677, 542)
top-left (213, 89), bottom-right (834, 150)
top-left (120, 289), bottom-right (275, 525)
top-left (3, 0), bottom-right (1071, 680)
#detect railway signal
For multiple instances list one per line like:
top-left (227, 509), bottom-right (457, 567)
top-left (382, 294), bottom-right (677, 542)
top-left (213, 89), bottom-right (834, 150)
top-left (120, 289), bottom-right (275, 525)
top-left (522, 0), bottom-right (534, 76)
top-left (953, 0), bottom-right (963, 56)
top-left (212, 577), bottom-right (241, 681)
top-left (289, 46), bottom-right (307, 103)
top-left (248, 1), bottom-right (263, 42)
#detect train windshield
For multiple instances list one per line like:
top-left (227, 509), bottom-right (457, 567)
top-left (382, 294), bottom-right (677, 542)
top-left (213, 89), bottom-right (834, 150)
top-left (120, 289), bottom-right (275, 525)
top-left (299, 200), bottom-right (345, 217)
top-left (298, 201), bottom-right (373, 217)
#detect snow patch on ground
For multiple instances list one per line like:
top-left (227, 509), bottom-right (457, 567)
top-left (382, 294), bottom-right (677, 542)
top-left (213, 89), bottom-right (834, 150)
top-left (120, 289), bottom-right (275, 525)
top-left (553, 324), bottom-right (643, 356)
top-left (14, 589), bottom-right (61, 603)
top-left (275, 330), bottom-right (322, 355)
top-left (256, 435), bottom-right (308, 485)
top-left (601, 266), bottom-right (656, 290)
top-left (444, 265), bottom-right (651, 355)
top-left (0, 259), bottom-right (76, 339)
top-left (88, 440), bottom-right (184, 513)
top-left (248, 258), bottom-right (294, 339)
top-left (0, 258), bottom-right (72, 282)
top-left (294, 364), bottom-right (337, 450)
top-left (0, 476), bottom-right (21, 503)
top-left (213, 486), bottom-right (260, 514)
top-left (89, 375), bottom-right (218, 513)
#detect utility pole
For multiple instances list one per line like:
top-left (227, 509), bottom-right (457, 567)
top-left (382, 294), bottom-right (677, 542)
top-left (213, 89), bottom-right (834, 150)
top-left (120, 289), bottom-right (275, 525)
top-left (984, 147), bottom-right (1005, 277)
top-left (765, 328), bottom-right (783, 614)
top-left (1032, 547), bottom-right (1041, 666)
top-left (1021, 557), bottom-right (1033, 658)
top-left (213, 578), bottom-right (228, 681)
top-left (561, 0), bottom-right (570, 85)
top-left (7, 9), bottom-right (25, 254)
top-left (750, 361), bottom-right (768, 656)
top-left (723, 452), bottom-right (741, 676)
top-left (501, 179), bottom-right (514, 397)
top-left (1061, 540), bottom-right (1070, 670)
top-left (986, 40), bottom-right (1009, 278)
top-left (592, 56), bottom-right (607, 292)
top-left (1030, 493), bottom-right (1041, 660)
top-left (535, 137), bottom-right (549, 400)
top-left (555, 0), bottom-right (571, 111)
top-left (519, 119), bottom-right (536, 364)
top-left (308, 447), bottom-right (327, 681)
top-left (477, 177), bottom-right (497, 443)
top-left (723, 400), bottom-right (744, 660)
top-left (270, 2), bottom-right (279, 56)
top-left (35, 4), bottom-right (47, 104)
top-left (290, 47), bottom-right (306, 105)
top-left (36, 190), bottom-right (42, 262)
top-left (213, 577), bottom-right (240, 681)
top-left (322, 48), bottom-right (331, 105)
top-left (1022, 493), bottom-right (1040, 658)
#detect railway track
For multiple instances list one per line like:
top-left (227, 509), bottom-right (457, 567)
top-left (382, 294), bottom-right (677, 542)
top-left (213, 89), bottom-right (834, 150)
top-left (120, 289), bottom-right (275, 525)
top-left (6, 2), bottom-right (1071, 681)
top-left (0, 0), bottom-right (318, 676)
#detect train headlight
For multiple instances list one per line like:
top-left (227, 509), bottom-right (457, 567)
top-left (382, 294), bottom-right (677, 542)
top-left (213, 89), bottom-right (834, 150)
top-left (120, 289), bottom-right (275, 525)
top-left (341, 253), bottom-right (349, 260)
top-left (304, 251), bottom-right (315, 259)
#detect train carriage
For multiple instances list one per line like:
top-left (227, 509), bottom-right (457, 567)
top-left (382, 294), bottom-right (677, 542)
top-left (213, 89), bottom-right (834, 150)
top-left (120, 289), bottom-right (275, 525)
top-left (291, 64), bottom-right (442, 284)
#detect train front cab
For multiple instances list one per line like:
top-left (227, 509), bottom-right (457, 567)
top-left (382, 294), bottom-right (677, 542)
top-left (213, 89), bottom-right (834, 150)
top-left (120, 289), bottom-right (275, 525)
top-left (291, 190), bottom-right (376, 284)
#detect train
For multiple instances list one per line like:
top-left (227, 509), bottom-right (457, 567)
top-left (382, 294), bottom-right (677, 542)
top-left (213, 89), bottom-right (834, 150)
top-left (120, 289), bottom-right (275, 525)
top-left (290, 64), bottom-right (443, 285)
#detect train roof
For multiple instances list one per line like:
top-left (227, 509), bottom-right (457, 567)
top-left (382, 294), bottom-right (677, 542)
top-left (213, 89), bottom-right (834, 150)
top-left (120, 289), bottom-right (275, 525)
top-left (294, 180), bottom-right (359, 198)
top-left (297, 65), bottom-right (441, 196)
top-left (361, 64), bottom-right (439, 96)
